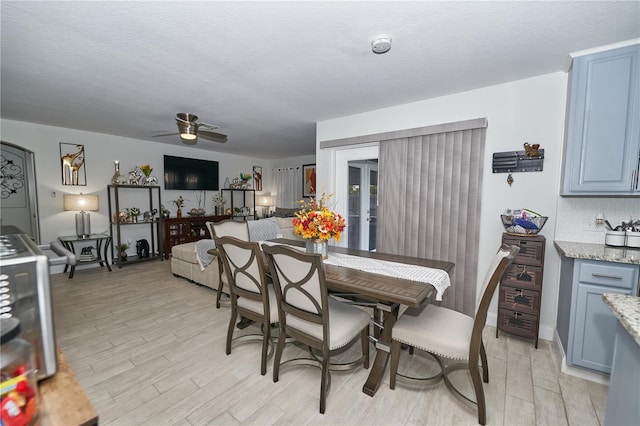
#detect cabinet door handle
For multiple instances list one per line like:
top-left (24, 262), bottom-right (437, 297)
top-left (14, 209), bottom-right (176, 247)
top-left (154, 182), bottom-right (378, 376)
top-left (591, 273), bottom-right (623, 280)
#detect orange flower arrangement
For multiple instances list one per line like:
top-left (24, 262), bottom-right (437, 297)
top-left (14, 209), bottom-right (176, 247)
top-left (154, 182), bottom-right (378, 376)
top-left (293, 190), bottom-right (346, 241)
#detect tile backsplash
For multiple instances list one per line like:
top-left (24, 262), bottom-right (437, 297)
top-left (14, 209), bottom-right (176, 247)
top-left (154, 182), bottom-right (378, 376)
top-left (555, 197), bottom-right (640, 244)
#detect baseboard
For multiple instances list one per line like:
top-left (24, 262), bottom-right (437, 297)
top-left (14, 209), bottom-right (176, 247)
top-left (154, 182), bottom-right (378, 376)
top-left (553, 330), bottom-right (610, 385)
top-left (486, 312), bottom-right (555, 342)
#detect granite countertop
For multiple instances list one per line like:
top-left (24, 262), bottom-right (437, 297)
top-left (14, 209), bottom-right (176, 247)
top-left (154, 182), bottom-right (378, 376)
top-left (555, 241), bottom-right (640, 265)
top-left (603, 293), bottom-right (640, 346)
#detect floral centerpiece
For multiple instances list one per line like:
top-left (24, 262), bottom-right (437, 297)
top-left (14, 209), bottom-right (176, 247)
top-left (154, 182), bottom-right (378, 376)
top-left (292, 189), bottom-right (346, 258)
top-left (173, 196), bottom-right (186, 218)
top-left (173, 196), bottom-right (185, 208)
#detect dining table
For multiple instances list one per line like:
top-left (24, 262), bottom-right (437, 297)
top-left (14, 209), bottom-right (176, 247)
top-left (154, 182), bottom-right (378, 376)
top-left (266, 239), bottom-right (455, 397)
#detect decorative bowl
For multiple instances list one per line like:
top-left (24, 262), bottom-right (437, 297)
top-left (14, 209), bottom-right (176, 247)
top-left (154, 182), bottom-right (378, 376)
top-left (501, 215), bottom-right (547, 236)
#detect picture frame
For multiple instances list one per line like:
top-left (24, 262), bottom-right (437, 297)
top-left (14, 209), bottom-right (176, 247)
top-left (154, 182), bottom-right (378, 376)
top-left (253, 166), bottom-right (262, 191)
top-left (302, 163), bottom-right (316, 197)
top-left (59, 142), bottom-right (86, 186)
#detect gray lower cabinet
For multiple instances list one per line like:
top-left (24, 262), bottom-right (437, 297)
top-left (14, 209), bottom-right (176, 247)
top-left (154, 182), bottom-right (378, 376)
top-left (561, 43), bottom-right (640, 195)
top-left (559, 258), bottom-right (639, 374)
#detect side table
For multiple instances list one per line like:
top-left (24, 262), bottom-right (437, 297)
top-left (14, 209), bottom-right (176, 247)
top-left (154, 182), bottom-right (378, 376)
top-left (58, 233), bottom-right (112, 279)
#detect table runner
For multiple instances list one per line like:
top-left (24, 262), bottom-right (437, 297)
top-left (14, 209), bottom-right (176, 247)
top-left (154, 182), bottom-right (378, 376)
top-left (260, 241), bottom-right (451, 301)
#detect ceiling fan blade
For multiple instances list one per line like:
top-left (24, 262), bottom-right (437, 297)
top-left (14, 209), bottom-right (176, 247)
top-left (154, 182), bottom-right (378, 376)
top-left (151, 132), bottom-right (179, 137)
top-left (198, 130), bottom-right (228, 143)
top-left (198, 122), bottom-right (220, 130)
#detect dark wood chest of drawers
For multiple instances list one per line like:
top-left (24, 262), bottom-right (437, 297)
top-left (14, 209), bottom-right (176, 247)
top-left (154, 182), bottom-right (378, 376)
top-left (496, 233), bottom-right (546, 348)
top-left (162, 215), bottom-right (229, 259)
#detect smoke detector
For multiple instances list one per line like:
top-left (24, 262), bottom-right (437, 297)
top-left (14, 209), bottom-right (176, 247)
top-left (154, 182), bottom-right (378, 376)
top-left (371, 35), bottom-right (392, 54)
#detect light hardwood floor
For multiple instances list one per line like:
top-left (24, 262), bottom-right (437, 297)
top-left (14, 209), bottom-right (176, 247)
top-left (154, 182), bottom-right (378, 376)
top-left (50, 260), bottom-right (607, 425)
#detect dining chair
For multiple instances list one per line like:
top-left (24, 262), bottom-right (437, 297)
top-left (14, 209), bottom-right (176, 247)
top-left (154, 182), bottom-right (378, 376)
top-left (262, 244), bottom-right (370, 414)
top-left (389, 244), bottom-right (519, 425)
top-left (207, 220), bottom-right (250, 308)
top-left (214, 236), bottom-right (278, 375)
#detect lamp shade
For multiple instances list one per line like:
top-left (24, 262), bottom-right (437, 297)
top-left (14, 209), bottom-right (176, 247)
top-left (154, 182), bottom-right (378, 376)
top-left (256, 195), bottom-right (275, 207)
top-left (63, 194), bottom-right (99, 212)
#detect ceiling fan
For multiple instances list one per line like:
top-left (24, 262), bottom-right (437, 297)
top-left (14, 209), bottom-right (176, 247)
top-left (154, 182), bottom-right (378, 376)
top-left (153, 113), bottom-right (228, 145)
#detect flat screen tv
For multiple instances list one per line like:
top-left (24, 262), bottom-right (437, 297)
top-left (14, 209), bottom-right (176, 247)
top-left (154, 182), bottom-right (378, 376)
top-left (164, 155), bottom-right (219, 190)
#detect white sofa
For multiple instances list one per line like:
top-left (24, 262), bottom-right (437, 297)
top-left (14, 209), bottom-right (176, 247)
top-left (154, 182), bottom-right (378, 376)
top-left (170, 217), bottom-right (299, 290)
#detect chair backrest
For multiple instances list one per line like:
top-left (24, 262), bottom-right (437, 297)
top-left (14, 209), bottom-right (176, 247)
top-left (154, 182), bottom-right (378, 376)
top-left (470, 244), bottom-right (519, 352)
top-left (207, 219), bottom-right (249, 241)
top-left (262, 244), bottom-right (329, 346)
top-left (214, 236), bottom-right (270, 306)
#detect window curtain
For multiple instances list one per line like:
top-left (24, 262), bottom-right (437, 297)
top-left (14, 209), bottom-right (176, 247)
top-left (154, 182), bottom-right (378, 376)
top-left (377, 119), bottom-right (487, 316)
top-left (271, 167), bottom-right (302, 208)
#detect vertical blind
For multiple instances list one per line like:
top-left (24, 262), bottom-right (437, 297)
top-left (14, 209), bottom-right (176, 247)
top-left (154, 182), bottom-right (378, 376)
top-left (377, 119), bottom-right (487, 315)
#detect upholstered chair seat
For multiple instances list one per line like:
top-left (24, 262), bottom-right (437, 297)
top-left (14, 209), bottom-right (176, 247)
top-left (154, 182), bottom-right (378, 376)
top-left (286, 298), bottom-right (371, 351)
top-left (392, 305), bottom-right (473, 361)
top-left (237, 286), bottom-right (279, 324)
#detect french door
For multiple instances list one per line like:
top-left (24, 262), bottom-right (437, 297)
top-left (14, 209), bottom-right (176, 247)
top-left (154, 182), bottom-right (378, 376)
top-left (334, 145), bottom-right (379, 251)
top-left (347, 160), bottom-right (378, 251)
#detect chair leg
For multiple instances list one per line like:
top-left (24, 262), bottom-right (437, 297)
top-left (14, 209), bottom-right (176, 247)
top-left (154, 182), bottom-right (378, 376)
top-left (320, 353), bottom-right (329, 414)
top-left (216, 259), bottom-right (224, 309)
top-left (273, 326), bottom-right (286, 383)
top-left (389, 340), bottom-right (402, 389)
top-left (480, 339), bottom-right (489, 383)
top-left (469, 353), bottom-right (487, 425)
top-left (260, 321), bottom-right (270, 376)
top-left (226, 306), bottom-right (237, 355)
top-left (360, 328), bottom-right (369, 369)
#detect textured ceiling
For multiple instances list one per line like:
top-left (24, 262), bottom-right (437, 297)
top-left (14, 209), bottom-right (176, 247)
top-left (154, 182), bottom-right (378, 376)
top-left (1, 1), bottom-right (639, 158)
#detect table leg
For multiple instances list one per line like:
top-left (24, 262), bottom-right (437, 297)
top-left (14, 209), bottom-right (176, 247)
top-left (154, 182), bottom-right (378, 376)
top-left (103, 238), bottom-right (112, 272)
top-left (61, 241), bottom-right (73, 273)
top-left (66, 242), bottom-right (76, 279)
top-left (362, 302), bottom-right (399, 396)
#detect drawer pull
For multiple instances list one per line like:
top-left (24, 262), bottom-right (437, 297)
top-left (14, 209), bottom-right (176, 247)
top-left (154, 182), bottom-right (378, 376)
top-left (591, 273), bottom-right (623, 280)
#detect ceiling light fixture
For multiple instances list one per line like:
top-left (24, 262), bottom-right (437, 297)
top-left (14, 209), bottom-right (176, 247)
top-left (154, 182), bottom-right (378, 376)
top-left (371, 35), bottom-right (392, 54)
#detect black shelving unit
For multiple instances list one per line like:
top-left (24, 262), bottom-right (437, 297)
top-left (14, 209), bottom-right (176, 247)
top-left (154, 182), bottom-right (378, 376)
top-left (221, 188), bottom-right (256, 221)
top-left (107, 184), bottom-right (163, 267)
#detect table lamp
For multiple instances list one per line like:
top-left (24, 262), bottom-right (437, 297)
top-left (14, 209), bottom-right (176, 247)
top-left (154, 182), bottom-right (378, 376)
top-left (64, 193), bottom-right (99, 237)
top-left (256, 195), bottom-right (274, 218)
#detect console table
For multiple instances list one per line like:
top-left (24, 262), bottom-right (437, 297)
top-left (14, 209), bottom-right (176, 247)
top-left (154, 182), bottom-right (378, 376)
top-left (58, 233), bottom-right (112, 279)
top-left (162, 214), bottom-right (229, 258)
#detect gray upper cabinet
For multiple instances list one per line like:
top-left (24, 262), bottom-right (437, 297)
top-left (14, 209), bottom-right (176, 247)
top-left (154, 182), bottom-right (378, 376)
top-left (562, 44), bottom-right (640, 195)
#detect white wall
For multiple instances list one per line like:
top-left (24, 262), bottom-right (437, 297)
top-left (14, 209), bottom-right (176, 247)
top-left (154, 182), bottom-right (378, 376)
top-left (316, 72), bottom-right (568, 341)
top-left (0, 119), bottom-right (311, 264)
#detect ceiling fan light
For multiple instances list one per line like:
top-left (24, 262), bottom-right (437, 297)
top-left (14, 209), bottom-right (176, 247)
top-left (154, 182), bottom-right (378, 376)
top-left (180, 135), bottom-right (198, 145)
top-left (180, 133), bottom-right (197, 140)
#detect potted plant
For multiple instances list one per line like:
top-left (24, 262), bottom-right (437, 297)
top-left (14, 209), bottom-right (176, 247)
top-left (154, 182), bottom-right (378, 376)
top-left (160, 204), bottom-right (170, 219)
top-left (119, 243), bottom-right (129, 262)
